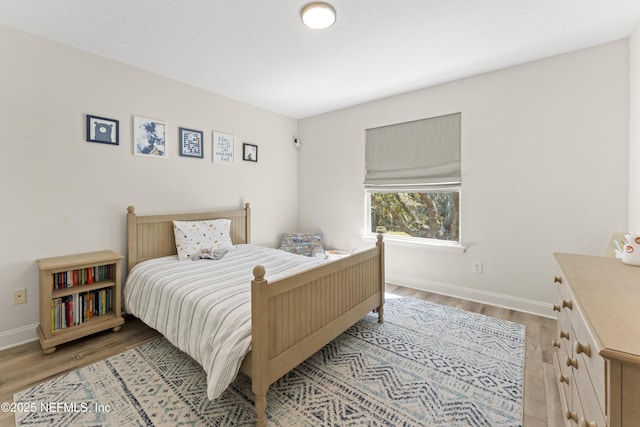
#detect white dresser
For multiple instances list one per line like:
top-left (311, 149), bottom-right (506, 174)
top-left (553, 253), bottom-right (640, 427)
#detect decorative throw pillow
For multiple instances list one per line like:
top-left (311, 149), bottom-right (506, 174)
top-left (279, 233), bottom-right (324, 257)
top-left (173, 219), bottom-right (233, 261)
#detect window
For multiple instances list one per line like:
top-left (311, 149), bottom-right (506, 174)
top-left (364, 113), bottom-right (461, 244)
top-left (366, 188), bottom-right (460, 242)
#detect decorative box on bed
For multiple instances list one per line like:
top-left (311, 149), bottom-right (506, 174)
top-left (124, 203), bottom-right (385, 427)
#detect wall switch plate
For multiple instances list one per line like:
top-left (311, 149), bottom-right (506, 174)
top-left (472, 261), bottom-right (483, 274)
top-left (13, 288), bottom-right (26, 304)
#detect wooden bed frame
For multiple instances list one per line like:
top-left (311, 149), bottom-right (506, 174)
top-left (126, 203), bottom-right (385, 427)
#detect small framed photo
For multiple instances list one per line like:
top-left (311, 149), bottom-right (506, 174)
top-left (133, 116), bottom-right (166, 158)
top-left (213, 131), bottom-right (235, 164)
top-left (179, 127), bottom-right (204, 158)
top-left (243, 143), bottom-right (258, 162)
top-left (86, 115), bottom-right (119, 145)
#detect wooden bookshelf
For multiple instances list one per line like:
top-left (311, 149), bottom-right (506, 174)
top-left (36, 250), bottom-right (124, 354)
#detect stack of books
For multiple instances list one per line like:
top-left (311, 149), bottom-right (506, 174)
top-left (51, 288), bottom-right (113, 331)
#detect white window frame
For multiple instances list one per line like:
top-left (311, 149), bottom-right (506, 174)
top-left (364, 185), bottom-right (465, 253)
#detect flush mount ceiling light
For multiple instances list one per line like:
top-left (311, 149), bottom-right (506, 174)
top-left (301, 2), bottom-right (336, 30)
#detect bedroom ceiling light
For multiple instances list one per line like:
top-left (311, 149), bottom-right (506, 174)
top-left (301, 2), bottom-right (336, 30)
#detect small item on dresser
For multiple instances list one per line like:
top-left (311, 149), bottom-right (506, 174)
top-left (622, 234), bottom-right (640, 266)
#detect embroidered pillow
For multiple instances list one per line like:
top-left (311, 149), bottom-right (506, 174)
top-left (279, 233), bottom-right (324, 257)
top-left (173, 219), bottom-right (233, 261)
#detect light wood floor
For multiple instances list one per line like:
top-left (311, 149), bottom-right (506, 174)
top-left (0, 285), bottom-right (563, 427)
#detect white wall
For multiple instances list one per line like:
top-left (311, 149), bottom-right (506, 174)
top-left (1, 25), bottom-right (633, 350)
top-left (298, 40), bottom-right (630, 316)
top-left (630, 23), bottom-right (640, 234)
top-left (0, 26), bottom-right (299, 348)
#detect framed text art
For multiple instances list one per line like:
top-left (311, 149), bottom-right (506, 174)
top-left (179, 127), bottom-right (204, 158)
top-left (133, 116), bottom-right (166, 158)
top-left (86, 115), bottom-right (119, 145)
top-left (242, 143), bottom-right (258, 162)
top-left (213, 131), bottom-right (234, 164)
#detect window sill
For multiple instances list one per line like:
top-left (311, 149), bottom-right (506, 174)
top-left (362, 234), bottom-right (466, 253)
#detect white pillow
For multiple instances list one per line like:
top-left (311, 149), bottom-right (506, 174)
top-left (173, 219), bottom-right (233, 261)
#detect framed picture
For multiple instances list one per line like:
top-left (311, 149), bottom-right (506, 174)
top-left (86, 115), bottom-right (119, 145)
top-left (242, 143), bottom-right (258, 162)
top-left (133, 116), bottom-right (166, 158)
top-left (179, 127), bottom-right (204, 158)
top-left (213, 131), bottom-right (234, 164)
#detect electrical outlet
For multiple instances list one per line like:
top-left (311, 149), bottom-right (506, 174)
top-left (13, 288), bottom-right (26, 305)
top-left (472, 261), bottom-right (483, 274)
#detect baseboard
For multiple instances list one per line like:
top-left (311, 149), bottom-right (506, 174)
top-left (0, 323), bottom-right (38, 351)
top-left (387, 274), bottom-right (555, 319)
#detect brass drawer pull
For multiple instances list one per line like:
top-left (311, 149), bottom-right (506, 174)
top-left (559, 373), bottom-right (570, 385)
top-left (560, 330), bottom-right (570, 340)
top-left (565, 410), bottom-right (578, 422)
top-left (553, 304), bottom-right (561, 312)
top-left (552, 340), bottom-right (561, 349)
top-left (554, 276), bottom-right (563, 284)
top-left (575, 341), bottom-right (592, 357)
top-left (578, 418), bottom-right (598, 427)
top-left (566, 356), bottom-right (579, 369)
top-left (562, 299), bottom-right (573, 310)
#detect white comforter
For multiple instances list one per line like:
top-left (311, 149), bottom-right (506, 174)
top-left (123, 244), bottom-right (327, 399)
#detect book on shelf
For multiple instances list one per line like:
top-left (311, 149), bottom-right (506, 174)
top-left (51, 264), bottom-right (114, 291)
top-left (51, 288), bottom-right (113, 332)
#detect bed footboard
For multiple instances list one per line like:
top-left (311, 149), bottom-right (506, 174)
top-left (247, 235), bottom-right (385, 427)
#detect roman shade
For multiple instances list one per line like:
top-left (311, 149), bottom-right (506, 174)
top-left (364, 112), bottom-right (461, 187)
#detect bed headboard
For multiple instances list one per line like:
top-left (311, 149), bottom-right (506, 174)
top-left (126, 202), bottom-right (251, 271)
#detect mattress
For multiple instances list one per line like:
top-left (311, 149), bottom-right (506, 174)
top-left (123, 244), bottom-right (327, 399)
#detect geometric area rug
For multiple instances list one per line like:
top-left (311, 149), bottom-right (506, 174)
top-left (14, 296), bottom-right (525, 426)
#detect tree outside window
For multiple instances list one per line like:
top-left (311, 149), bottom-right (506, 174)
top-left (367, 189), bottom-right (459, 242)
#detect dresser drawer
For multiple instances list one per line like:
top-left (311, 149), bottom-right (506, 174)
top-left (574, 364), bottom-right (606, 427)
top-left (571, 303), bottom-right (606, 416)
top-left (570, 377), bottom-right (583, 424)
top-left (553, 352), bottom-right (573, 427)
top-left (556, 306), bottom-right (572, 348)
top-left (555, 280), bottom-right (573, 348)
top-left (558, 344), bottom-right (573, 408)
top-left (555, 276), bottom-right (573, 309)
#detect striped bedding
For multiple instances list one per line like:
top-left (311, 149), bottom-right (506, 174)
top-left (123, 244), bottom-right (327, 400)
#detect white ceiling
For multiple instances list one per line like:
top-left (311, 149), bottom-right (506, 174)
top-left (2, 1), bottom-right (640, 119)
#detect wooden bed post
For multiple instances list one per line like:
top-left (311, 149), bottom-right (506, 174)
top-left (376, 233), bottom-right (385, 324)
top-left (126, 206), bottom-right (137, 272)
top-left (245, 202), bottom-right (252, 244)
top-left (251, 265), bottom-right (268, 427)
